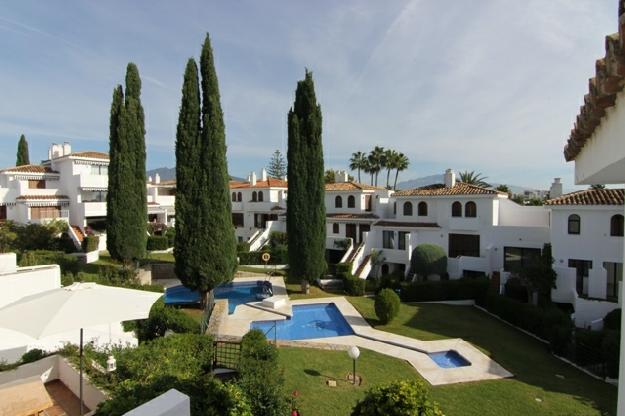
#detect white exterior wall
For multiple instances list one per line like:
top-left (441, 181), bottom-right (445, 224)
top-left (0, 253), bottom-right (61, 308)
top-left (125, 389), bottom-right (190, 416)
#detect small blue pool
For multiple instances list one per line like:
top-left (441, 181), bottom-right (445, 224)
top-left (164, 281), bottom-right (269, 314)
top-left (428, 350), bottom-right (471, 368)
top-left (251, 303), bottom-right (354, 340)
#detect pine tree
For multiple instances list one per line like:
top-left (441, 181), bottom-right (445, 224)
top-left (287, 70), bottom-right (326, 283)
top-left (16, 135), bottom-right (30, 166)
top-left (175, 35), bottom-right (236, 305)
top-left (106, 63), bottom-right (147, 263)
top-left (267, 149), bottom-right (287, 178)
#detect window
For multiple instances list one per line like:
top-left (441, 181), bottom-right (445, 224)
top-left (232, 192), bottom-right (237, 202)
top-left (605, 262), bottom-right (622, 301)
top-left (417, 201), bottom-right (427, 216)
top-left (448, 233), bottom-right (480, 257)
top-left (335, 196), bottom-right (343, 208)
top-left (365, 195), bottom-right (372, 212)
top-left (332, 223), bottom-right (339, 234)
top-left (28, 180), bottom-right (45, 189)
top-left (398, 231), bottom-right (409, 250)
top-left (569, 259), bottom-right (592, 296)
top-left (382, 230), bottom-right (395, 249)
top-left (347, 195), bottom-right (356, 208)
top-left (30, 206), bottom-right (61, 220)
top-left (232, 213), bottom-right (244, 227)
top-left (393, 202), bottom-right (396, 215)
top-left (451, 201), bottom-right (462, 217)
top-left (237, 192), bottom-right (242, 202)
top-left (503, 247), bottom-right (541, 272)
top-left (258, 191), bottom-right (264, 202)
top-left (610, 214), bottom-right (624, 236)
top-left (90, 165), bottom-right (108, 175)
top-left (465, 201), bottom-right (477, 218)
top-left (252, 191), bottom-right (257, 202)
top-left (0, 206), bottom-right (6, 221)
top-left (568, 214), bottom-right (580, 235)
top-left (82, 191), bottom-right (106, 202)
top-left (403, 201), bottom-right (413, 216)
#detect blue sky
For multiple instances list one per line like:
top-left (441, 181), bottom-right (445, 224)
top-left (0, 1), bottom-right (616, 188)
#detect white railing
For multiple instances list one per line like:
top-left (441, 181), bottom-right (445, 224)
top-left (338, 238), bottom-right (355, 263)
top-left (79, 174), bottom-right (108, 189)
top-left (356, 256), bottom-right (372, 279)
top-left (83, 201), bottom-right (107, 217)
top-left (248, 221), bottom-right (284, 251)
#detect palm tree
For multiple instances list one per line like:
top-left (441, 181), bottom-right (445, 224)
top-left (368, 146), bottom-right (385, 186)
top-left (349, 151), bottom-right (367, 183)
top-left (382, 149), bottom-right (397, 189)
top-left (392, 153), bottom-right (409, 190)
top-left (459, 170), bottom-right (490, 188)
top-left (362, 158), bottom-right (373, 185)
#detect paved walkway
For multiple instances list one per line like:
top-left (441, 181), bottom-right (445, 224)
top-left (215, 277), bottom-right (513, 385)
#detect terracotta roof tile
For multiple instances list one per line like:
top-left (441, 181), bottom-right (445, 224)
top-left (70, 151), bottom-right (109, 160)
top-left (229, 177), bottom-right (288, 189)
top-left (564, 6), bottom-right (625, 161)
top-left (1, 165), bottom-right (59, 174)
top-left (374, 220), bottom-right (440, 228)
top-left (393, 182), bottom-right (503, 197)
top-left (326, 213), bottom-right (379, 220)
top-left (16, 195), bottom-right (69, 200)
top-left (325, 182), bottom-right (384, 191)
top-left (545, 188), bottom-right (624, 206)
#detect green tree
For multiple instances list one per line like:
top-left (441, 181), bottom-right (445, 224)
top-left (392, 152), bottom-right (409, 190)
top-left (368, 146), bottom-right (385, 186)
top-left (106, 63), bottom-right (148, 263)
top-left (496, 184), bottom-right (510, 193)
top-left (175, 35), bottom-right (237, 305)
top-left (351, 380), bottom-right (443, 416)
top-left (382, 149), bottom-right (396, 189)
top-left (515, 243), bottom-right (557, 305)
top-left (459, 170), bottom-right (490, 187)
top-left (349, 151), bottom-right (367, 183)
top-left (267, 149), bottom-right (287, 178)
top-left (287, 70), bottom-right (326, 283)
top-left (16, 134), bottom-right (30, 166)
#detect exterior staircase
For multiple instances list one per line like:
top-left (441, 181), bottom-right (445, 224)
top-left (69, 225), bottom-right (85, 250)
top-left (343, 242), bottom-right (364, 264)
top-left (354, 254), bottom-right (372, 279)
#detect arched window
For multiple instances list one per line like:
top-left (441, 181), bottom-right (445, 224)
top-left (568, 214), bottom-right (581, 235)
top-left (347, 195), bottom-right (356, 208)
top-left (252, 191), bottom-right (257, 202)
top-left (611, 214), bottom-right (624, 236)
top-left (417, 201), bottom-right (428, 216)
top-left (465, 201), bottom-right (477, 218)
top-left (335, 196), bottom-right (343, 208)
top-left (258, 191), bottom-right (264, 202)
top-left (232, 192), bottom-right (236, 202)
top-left (403, 201), bottom-right (413, 216)
top-left (332, 223), bottom-right (339, 234)
top-left (237, 192), bottom-right (242, 202)
top-left (451, 201), bottom-right (462, 217)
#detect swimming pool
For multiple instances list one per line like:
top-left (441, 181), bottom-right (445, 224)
top-left (428, 350), bottom-right (471, 368)
top-left (251, 303), bottom-right (354, 340)
top-left (164, 281), bottom-right (268, 314)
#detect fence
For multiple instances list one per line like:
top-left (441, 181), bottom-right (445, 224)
top-left (199, 291), bottom-right (215, 334)
top-left (213, 340), bottom-right (241, 370)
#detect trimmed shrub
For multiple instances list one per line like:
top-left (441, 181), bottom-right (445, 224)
top-left (351, 380), bottom-right (443, 416)
top-left (602, 330), bottom-right (620, 378)
top-left (21, 349), bottom-right (45, 364)
top-left (375, 289), bottom-right (400, 324)
top-left (61, 273), bottom-right (74, 287)
top-left (574, 328), bottom-right (606, 366)
top-left (409, 244), bottom-right (447, 279)
top-left (268, 231), bottom-right (287, 246)
top-left (135, 298), bottom-right (199, 342)
top-left (604, 308), bottom-right (621, 331)
top-left (345, 274), bottom-right (366, 296)
top-left (165, 227), bottom-right (175, 247)
top-left (82, 235), bottom-right (100, 253)
top-left (147, 235), bottom-right (169, 251)
top-left (335, 262), bottom-right (352, 279)
top-left (400, 277), bottom-right (489, 302)
top-left (59, 232), bottom-right (77, 253)
top-left (377, 271), bottom-right (403, 293)
top-left (504, 277), bottom-right (529, 303)
top-left (237, 241), bottom-right (250, 253)
top-left (19, 250), bottom-right (81, 275)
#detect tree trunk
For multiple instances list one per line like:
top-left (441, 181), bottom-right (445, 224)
top-left (393, 169), bottom-right (400, 190)
top-left (357, 169), bottom-right (361, 183)
top-left (386, 169), bottom-right (391, 188)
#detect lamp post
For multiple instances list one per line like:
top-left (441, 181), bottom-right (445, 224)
top-left (347, 346), bottom-right (360, 385)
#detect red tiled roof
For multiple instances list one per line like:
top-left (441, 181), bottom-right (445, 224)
top-left (325, 182), bottom-right (384, 191)
top-left (16, 195), bottom-right (69, 200)
top-left (1, 165), bottom-right (59, 174)
top-left (545, 188), bottom-right (624, 206)
top-left (326, 213), bottom-right (379, 220)
top-left (564, 5), bottom-right (625, 161)
top-left (70, 151), bottom-right (109, 160)
top-left (229, 177), bottom-right (288, 189)
top-left (393, 182), bottom-right (503, 197)
top-left (374, 220), bottom-right (439, 228)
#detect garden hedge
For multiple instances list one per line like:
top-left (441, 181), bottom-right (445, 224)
top-left (147, 235), bottom-right (169, 251)
top-left (82, 235), bottom-right (100, 253)
top-left (400, 277), bottom-right (489, 302)
top-left (135, 298), bottom-right (200, 341)
top-left (19, 250), bottom-right (81, 275)
top-left (351, 380), bottom-right (443, 416)
top-left (603, 308), bottom-right (621, 331)
top-left (345, 274), bottom-right (366, 296)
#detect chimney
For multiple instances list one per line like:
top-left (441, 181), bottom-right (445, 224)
top-left (444, 169), bottom-right (456, 188)
top-left (549, 178), bottom-right (563, 199)
top-left (62, 142), bottom-right (71, 156)
top-left (261, 168), bottom-right (267, 181)
top-left (148, 175), bottom-right (153, 183)
top-left (49, 143), bottom-right (62, 159)
top-left (251, 171), bottom-right (257, 186)
top-left (335, 170), bottom-right (349, 183)
top-left (155, 173), bottom-right (161, 184)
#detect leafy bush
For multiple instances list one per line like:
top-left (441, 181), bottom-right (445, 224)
top-left (237, 241), bottom-right (250, 253)
top-left (377, 271), bottom-right (404, 293)
top-left (602, 330), bottom-right (620, 378)
top-left (335, 263), bottom-right (352, 279)
top-left (351, 380), bottom-right (443, 416)
top-left (147, 222), bottom-right (168, 236)
top-left (165, 227), bottom-right (175, 247)
top-left (400, 277), bottom-right (489, 302)
top-left (238, 250), bottom-right (283, 265)
top-left (61, 273), bottom-right (74, 286)
top-left (409, 244), bottom-right (447, 279)
top-left (21, 349), bottom-right (45, 364)
top-left (604, 308), bottom-right (621, 331)
top-left (238, 330), bottom-right (289, 416)
top-left (345, 274), bottom-right (366, 296)
top-left (268, 231), bottom-right (287, 246)
top-left (81, 235), bottom-right (100, 253)
top-left (504, 277), bottom-right (529, 303)
top-left (19, 250), bottom-right (81, 275)
top-left (574, 328), bottom-right (606, 366)
top-left (135, 298), bottom-right (199, 341)
top-left (147, 235), bottom-right (169, 251)
top-left (375, 289), bottom-right (400, 324)
top-left (58, 232), bottom-right (77, 253)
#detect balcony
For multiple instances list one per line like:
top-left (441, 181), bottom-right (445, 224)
top-left (79, 174), bottom-right (108, 189)
top-left (83, 202), bottom-right (107, 217)
top-left (449, 217), bottom-right (480, 231)
top-left (30, 210), bottom-right (70, 224)
top-left (154, 195), bottom-right (175, 206)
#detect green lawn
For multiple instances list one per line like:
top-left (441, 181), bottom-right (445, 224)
top-left (343, 298), bottom-right (617, 416)
top-left (279, 347), bottom-right (419, 415)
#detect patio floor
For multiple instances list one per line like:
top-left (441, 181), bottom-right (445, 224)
top-left (43, 380), bottom-right (88, 416)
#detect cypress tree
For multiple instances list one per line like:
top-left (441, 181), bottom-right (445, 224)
top-left (106, 63), bottom-right (147, 263)
top-left (287, 70), bottom-right (326, 282)
top-left (175, 35), bottom-right (236, 304)
top-left (16, 134), bottom-right (30, 166)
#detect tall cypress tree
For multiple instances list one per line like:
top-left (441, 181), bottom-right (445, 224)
top-left (16, 134), bottom-right (30, 166)
top-left (175, 35), bottom-right (236, 304)
top-left (287, 71), bottom-right (326, 282)
top-left (106, 63), bottom-right (147, 263)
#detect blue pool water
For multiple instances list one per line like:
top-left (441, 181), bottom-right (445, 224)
top-left (251, 303), bottom-right (354, 340)
top-left (428, 350), bottom-right (471, 368)
top-left (164, 281), bottom-right (264, 314)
